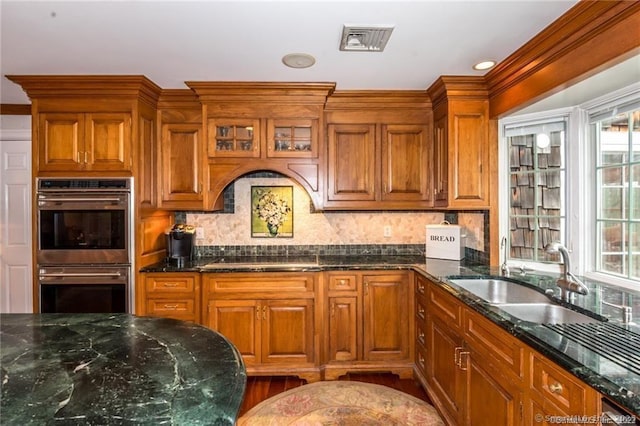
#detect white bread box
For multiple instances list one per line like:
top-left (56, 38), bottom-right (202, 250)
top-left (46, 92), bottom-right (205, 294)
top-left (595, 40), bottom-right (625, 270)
top-left (426, 223), bottom-right (466, 260)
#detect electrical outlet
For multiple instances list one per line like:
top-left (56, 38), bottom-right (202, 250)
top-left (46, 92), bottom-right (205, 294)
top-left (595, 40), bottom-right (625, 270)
top-left (195, 227), bottom-right (205, 239)
top-left (383, 226), bottom-right (392, 238)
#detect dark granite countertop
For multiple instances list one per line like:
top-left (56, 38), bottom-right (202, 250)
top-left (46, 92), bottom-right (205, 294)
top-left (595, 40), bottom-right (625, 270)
top-left (140, 255), bottom-right (640, 416)
top-left (0, 314), bottom-right (247, 425)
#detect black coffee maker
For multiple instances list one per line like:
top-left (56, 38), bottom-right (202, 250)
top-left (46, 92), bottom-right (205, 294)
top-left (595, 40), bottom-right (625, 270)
top-left (165, 224), bottom-right (196, 266)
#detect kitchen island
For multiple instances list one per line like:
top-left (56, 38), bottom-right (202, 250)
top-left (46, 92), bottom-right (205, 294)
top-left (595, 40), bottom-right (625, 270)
top-left (0, 314), bottom-right (246, 425)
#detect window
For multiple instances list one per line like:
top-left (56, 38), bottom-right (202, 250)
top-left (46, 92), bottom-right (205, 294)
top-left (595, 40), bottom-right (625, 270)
top-left (593, 110), bottom-right (640, 281)
top-left (503, 117), bottom-right (568, 264)
top-left (500, 84), bottom-right (640, 289)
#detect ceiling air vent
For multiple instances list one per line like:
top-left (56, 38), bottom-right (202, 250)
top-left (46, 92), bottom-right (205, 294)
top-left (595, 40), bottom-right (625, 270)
top-left (339, 25), bottom-right (394, 52)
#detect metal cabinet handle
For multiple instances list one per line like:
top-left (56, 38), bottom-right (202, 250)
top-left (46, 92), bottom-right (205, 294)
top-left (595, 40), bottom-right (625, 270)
top-left (549, 382), bottom-right (563, 394)
top-left (256, 304), bottom-right (261, 321)
top-left (417, 283), bottom-right (425, 294)
top-left (459, 351), bottom-right (469, 371)
top-left (162, 304), bottom-right (178, 309)
top-left (364, 281), bottom-right (369, 295)
top-left (162, 282), bottom-right (180, 287)
top-left (454, 346), bottom-right (462, 366)
top-left (262, 305), bottom-right (266, 320)
top-left (84, 151), bottom-right (88, 164)
top-left (418, 331), bottom-right (425, 345)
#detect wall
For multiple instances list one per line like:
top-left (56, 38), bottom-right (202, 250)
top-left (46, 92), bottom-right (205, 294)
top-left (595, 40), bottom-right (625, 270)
top-left (185, 174), bottom-right (487, 254)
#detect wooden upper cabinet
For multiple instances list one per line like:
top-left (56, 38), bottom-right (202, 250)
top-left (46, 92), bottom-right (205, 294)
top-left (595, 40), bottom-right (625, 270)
top-left (324, 91), bottom-right (432, 210)
top-left (207, 118), bottom-right (261, 158)
top-left (428, 77), bottom-right (491, 209)
top-left (267, 118), bottom-right (318, 158)
top-left (381, 124), bottom-right (431, 202)
top-left (158, 122), bottom-right (203, 209)
top-left (327, 123), bottom-right (376, 202)
top-left (8, 75), bottom-right (161, 177)
top-left (38, 112), bottom-right (131, 172)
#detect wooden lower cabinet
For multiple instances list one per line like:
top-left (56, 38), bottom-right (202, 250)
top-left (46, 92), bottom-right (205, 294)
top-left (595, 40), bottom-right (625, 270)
top-left (141, 272), bottom-right (200, 322)
top-left (324, 271), bottom-right (414, 380)
top-left (528, 351), bottom-right (599, 424)
top-left (203, 272), bottom-right (320, 382)
top-left (417, 275), bottom-right (601, 426)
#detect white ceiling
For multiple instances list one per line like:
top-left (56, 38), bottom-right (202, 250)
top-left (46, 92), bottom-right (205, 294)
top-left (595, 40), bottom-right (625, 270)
top-left (1, 0), bottom-right (584, 105)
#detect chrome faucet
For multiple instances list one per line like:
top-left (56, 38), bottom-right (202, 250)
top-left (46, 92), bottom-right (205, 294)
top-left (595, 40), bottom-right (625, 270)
top-left (544, 241), bottom-right (589, 302)
top-left (500, 237), bottom-right (510, 276)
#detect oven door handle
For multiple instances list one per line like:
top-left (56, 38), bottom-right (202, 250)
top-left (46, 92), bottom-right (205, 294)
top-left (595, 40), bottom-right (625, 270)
top-left (38, 197), bottom-right (124, 203)
top-left (39, 272), bottom-right (123, 278)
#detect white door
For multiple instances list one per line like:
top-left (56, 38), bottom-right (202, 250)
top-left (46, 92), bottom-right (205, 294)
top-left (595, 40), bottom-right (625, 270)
top-left (0, 129), bottom-right (32, 313)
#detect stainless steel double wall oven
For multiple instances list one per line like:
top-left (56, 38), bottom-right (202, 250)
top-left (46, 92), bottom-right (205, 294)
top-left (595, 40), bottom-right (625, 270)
top-left (36, 178), bottom-right (133, 313)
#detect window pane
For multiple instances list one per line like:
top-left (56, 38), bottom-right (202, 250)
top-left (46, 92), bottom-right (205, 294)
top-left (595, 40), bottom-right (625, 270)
top-left (632, 164), bottom-right (640, 220)
top-left (599, 221), bottom-right (626, 276)
top-left (599, 166), bottom-right (626, 220)
top-left (632, 111), bottom-right (640, 162)
top-left (632, 222), bottom-right (640, 280)
top-left (599, 114), bottom-right (629, 166)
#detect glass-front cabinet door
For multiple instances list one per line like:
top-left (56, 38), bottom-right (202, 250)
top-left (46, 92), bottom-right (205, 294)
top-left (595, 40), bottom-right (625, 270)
top-left (267, 119), bottom-right (318, 158)
top-left (207, 119), bottom-right (260, 158)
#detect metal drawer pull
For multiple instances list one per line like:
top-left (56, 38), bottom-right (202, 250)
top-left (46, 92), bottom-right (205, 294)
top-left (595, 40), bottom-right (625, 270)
top-left (162, 304), bottom-right (179, 309)
top-left (454, 346), bottom-right (462, 366)
top-left (162, 282), bottom-right (180, 287)
top-left (549, 382), bottom-right (563, 394)
top-left (458, 351), bottom-right (469, 371)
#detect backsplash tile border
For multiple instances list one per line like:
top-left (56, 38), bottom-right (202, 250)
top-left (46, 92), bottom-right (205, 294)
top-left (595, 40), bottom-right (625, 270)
top-left (194, 243), bottom-right (488, 263)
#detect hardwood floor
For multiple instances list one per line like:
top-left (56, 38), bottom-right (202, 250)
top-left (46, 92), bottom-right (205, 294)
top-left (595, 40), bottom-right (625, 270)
top-left (238, 373), bottom-right (432, 417)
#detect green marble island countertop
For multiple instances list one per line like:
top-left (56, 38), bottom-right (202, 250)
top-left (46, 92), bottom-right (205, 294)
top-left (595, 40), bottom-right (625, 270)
top-left (0, 314), bottom-right (247, 425)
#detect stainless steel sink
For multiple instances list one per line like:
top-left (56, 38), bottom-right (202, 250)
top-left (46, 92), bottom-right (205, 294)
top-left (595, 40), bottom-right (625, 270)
top-left (494, 303), bottom-right (600, 324)
top-left (449, 278), bottom-right (550, 304)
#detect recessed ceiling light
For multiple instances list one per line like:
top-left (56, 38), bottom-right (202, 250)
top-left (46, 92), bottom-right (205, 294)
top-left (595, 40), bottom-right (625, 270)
top-left (282, 53), bottom-right (316, 69)
top-left (473, 60), bottom-right (496, 71)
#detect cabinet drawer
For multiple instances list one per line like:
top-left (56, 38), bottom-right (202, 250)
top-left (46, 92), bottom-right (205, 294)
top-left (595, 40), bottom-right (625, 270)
top-left (328, 274), bottom-right (358, 291)
top-left (531, 353), bottom-right (594, 414)
top-left (427, 283), bottom-right (463, 329)
top-left (416, 345), bottom-right (428, 376)
top-left (416, 297), bottom-right (427, 322)
top-left (146, 299), bottom-right (196, 316)
top-left (416, 275), bottom-right (428, 297)
top-left (206, 272), bottom-right (315, 294)
top-left (465, 309), bottom-right (524, 379)
top-left (146, 276), bottom-right (196, 293)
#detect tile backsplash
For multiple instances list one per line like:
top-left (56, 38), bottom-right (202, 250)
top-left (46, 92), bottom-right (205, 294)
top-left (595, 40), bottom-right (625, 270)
top-left (181, 174), bottom-right (488, 256)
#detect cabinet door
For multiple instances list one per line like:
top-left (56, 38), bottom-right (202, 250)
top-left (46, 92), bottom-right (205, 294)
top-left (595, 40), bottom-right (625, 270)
top-left (207, 299), bottom-right (260, 365)
top-left (328, 296), bottom-right (358, 362)
top-left (207, 119), bottom-right (260, 158)
top-left (433, 116), bottom-right (448, 206)
top-left (362, 273), bottom-right (409, 361)
top-left (85, 113), bottom-right (131, 171)
top-left (267, 119), bottom-right (318, 158)
top-left (381, 124), bottom-right (431, 202)
top-left (447, 101), bottom-right (490, 208)
top-left (159, 123), bottom-right (203, 209)
top-left (428, 315), bottom-right (465, 425)
top-left (327, 124), bottom-right (376, 202)
top-left (466, 353), bottom-right (523, 425)
top-left (261, 299), bottom-right (315, 365)
top-left (38, 113), bottom-right (84, 171)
